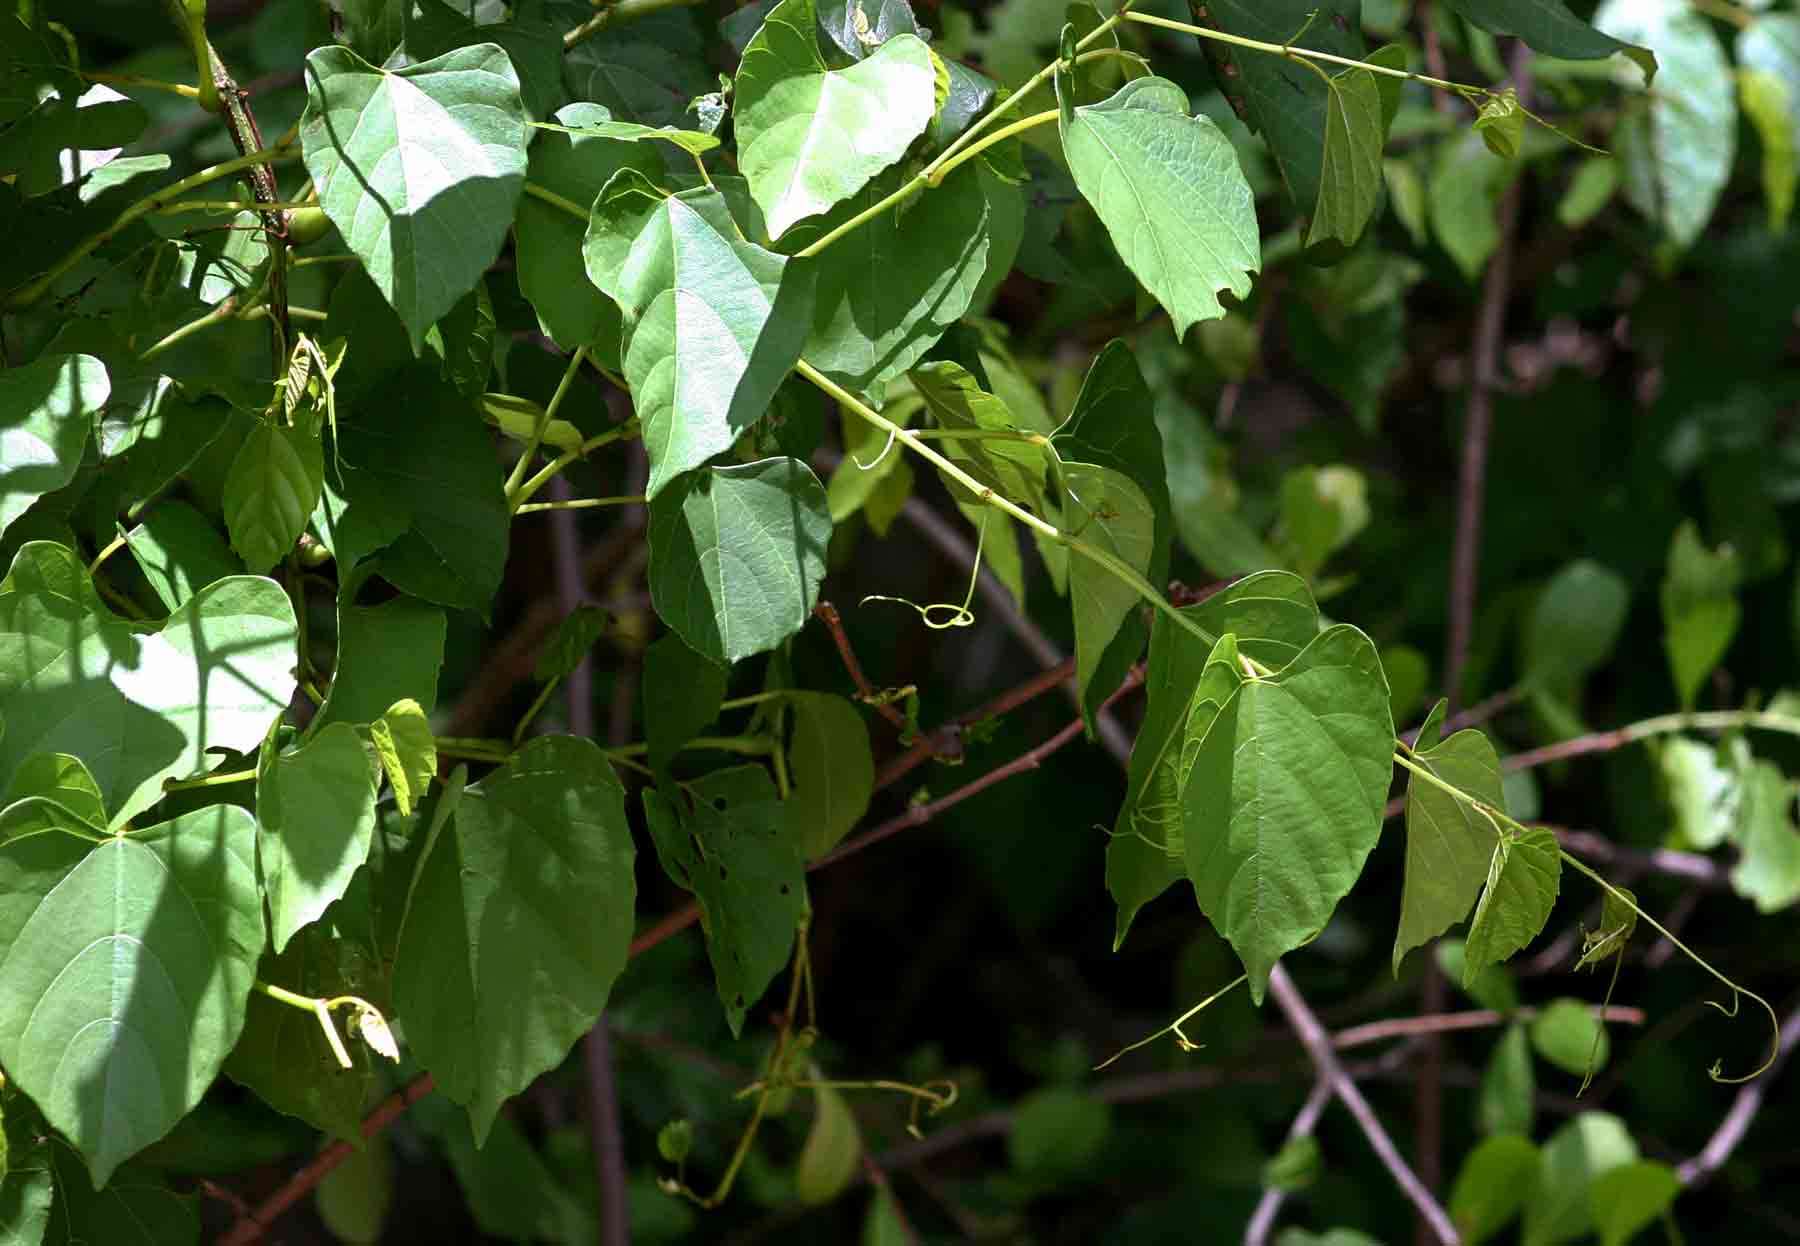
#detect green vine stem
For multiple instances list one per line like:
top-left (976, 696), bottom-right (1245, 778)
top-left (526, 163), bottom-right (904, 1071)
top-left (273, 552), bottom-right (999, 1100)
top-left (510, 420), bottom-right (643, 509)
top-left (514, 495), bottom-right (647, 514)
top-left (506, 345), bottom-right (589, 502)
top-left (253, 981), bottom-right (399, 1069)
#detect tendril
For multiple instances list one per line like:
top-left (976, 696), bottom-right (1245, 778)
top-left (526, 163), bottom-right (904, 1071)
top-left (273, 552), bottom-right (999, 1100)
top-left (1094, 973), bottom-right (1248, 1071)
top-left (861, 507), bottom-right (989, 629)
top-left (852, 425), bottom-right (897, 470)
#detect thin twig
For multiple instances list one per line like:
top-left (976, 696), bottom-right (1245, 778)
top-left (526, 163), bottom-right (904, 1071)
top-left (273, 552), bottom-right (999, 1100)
top-left (1550, 828), bottom-right (1726, 889)
top-left (1333, 1005), bottom-right (1645, 1051)
top-left (874, 656), bottom-right (1079, 791)
top-left (814, 602), bottom-right (910, 733)
top-left (1266, 965), bottom-right (1462, 1246)
top-left (1676, 1000), bottom-right (1800, 1188)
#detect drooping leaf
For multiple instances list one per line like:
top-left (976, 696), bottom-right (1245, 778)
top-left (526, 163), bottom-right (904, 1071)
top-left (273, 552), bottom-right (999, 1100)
top-left (1660, 520), bottom-right (1740, 710)
top-left (642, 765), bottom-right (804, 1035)
top-left (515, 102), bottom-right (659, 361)
top-left (642, 631), bottom-right (729, 776)
top-left (0, 353), bottom-right (107, 541)
top-left (1450, 1133), bottom-right (1538, 1244)
top-left (1058, 75), bottom-right (1259, 339)
top-left (1444, 0), bottom-right (1656, 83)
top-left (583, 178), bottom-right (817, 497)
top-left (125, 500), bottom-right (242, 613)
top-left (1108, 572), bottom-right (1320, 947)
top-left (256, 723), bottom-right (380, 953)
top-left (223, 420), bottom-right (325, 575)
top-left (368, 698), bottom-right (436, 818)
top-left (0, 542), bottom-right (296, 827)
top-left (794, 1071), bottom-right (861, 1205)
top-left (1183, 624), bottom-right (1394, 999)
top-left (299, 44), bottom-right (529, 351)
top-left (786, 692), bottom-right (873, 859)
top-left (0, 804), bottom-right (262, 1186)
top-left (1595, 0), bottom-right (1734, 250)
top-left (1591, 1161), bottom-right (1681, 1246)
top-left (1478, 1021), bottom-right (1536, 1138)
top-left (315, 595), bottom-right (448, 732)
top-left (734, 0), bottom-right (938, 238)
top-left (1463, 827), bottom-right (1562, 984)
top-left (646, 457), bottom-right (831, 666)
top-left (1475, 86), bottom-right (1526, 160)
top-left (1522, 1112), bottom-right (1637, 1246)
top-left (1394, 726), bottom-right (1506, 972)
top-left (394, 736), bottom-right (636, 1143)
top-left (1309, 68), bottom-right (1386, 249)
top-left (1062, 463), bottom-right (1157, 731)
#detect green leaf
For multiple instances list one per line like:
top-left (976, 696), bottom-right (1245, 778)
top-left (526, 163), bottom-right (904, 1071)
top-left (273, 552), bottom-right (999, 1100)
top-left (368, 698), bottom-right (436, 818)
top-left (43, 1144), bottom-right (197, 1245)
top-left (1008, 1088), bottom-right (1111, 1181)
top-left (786, 692), bottom-right (873, 859)
top-left (1444, 0), bottom-right (1656, 84)
top-left (226, 916), bottom-right (379, 1145)
top-left (1429, 129), bottom-right (1522, 280)
top-left (798, 163), bottom-right (997, 399)
top-left (734, 0), bottom-right (937, 238)
top-left (315, 595), bottom-right (448, 733)
top-left (482, 393), bottom-right (585, 453)
top-left (647, 458), bottom-right (831, 666)
top-left (583, 179), bottom-right (817, 497)
top-left (223, 420), bottom-right (325, 575)
top-left (1523, 1112), bottom-right (1637, 1246)
top-left (1591, 1161), bottom-right (1680, 1246)
top-left (515, 103), bottom-right (659, 361)
top-left (1058, 75), bottom-right (1259, 340)
top-left (0, 353), bottom-right (106, 541)
top-left (1310, 67), bottom-right (1386, 249)
top-left (1531, 998), bottom-right (1609, 1077)
top-left (125, 501), bottom-right (242, 613)
top-left (1595, 0), bottom-right (1734, 250)
top-left (1183, 625), bottom-right (1394, 1000)
top-left (1475, 87), bottom-right (1526, 160)
top-left (1063, 463), bottom-right (1156, 730)
top-left (1728, 756), bottom-right (1800, 913)
top-left (394, 736), bottom-right (636, 1143)
top-left (411, 1098), bottom-right (596, 1242)
top-left (909, 361), bottom-right (1053, 513)
top-left (642, 631), bottom-right (729, 776)
top-left (316, 1136), bottom-right (393, 1243)
top-left (0, 1099), bottom-right (53, 1246)
top-left (299, 44), bottom-right (528, 352)
top-left (1108, 572), bottom-right (1320, 948)
top-left (3, 752), bottom-right (106, 829)
top-left (408, 0), bottom-right (566, 123)
top-left (1463, 827), bottom-right (1562, 985)
top-left (1521, 559), bottom-right (1630, 698)
top-left (1274, 1233), bottom-right (1382, 1246)
top-left (1394, 727), bottom-right (1505, 972)
top-left (0, 804), bottom-right (262, 1186)
top-left (1191, 1), bottom-right (1366, 233)
top-left (1557, 155), bottom-right (1620, 229)
top-left (794, 1072), bottom-right (861, 1205)
top-left (1576, 886), bottom-right (1638, 971)
top-left (1276, 464), bottom-right (1370, 577)
top-left (1262, 1135), bottom-right (1321, 1193)
top-left (1739, 16), bottom-right (1800, 233)
top-left (1660, 520), bottom-right (1740, 710)
top-left (1450, 1133), bottom-right (1539, 1244)
top-left (256, 723), bottom-right (379, 953)
top-left (536, 604), bottom-right (610, 682)
top-left (1478, 1022), bottom-right (1536, 1137)
top-left (533, 116), bottom-right (719, 155)
top-left (642, 765), bottom-right (804, 1036)
top-left (562, 8), bottom-right (713, 129)
top-left (0, 542), bottom-right (296, 827)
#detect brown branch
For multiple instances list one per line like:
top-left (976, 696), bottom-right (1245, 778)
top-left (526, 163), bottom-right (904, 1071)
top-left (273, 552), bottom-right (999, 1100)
top-left (813, 601), bottom-right (910, 734)
top-left (1551, 828), bottom-right (1727, 889)
top-left (1333, 1005), bottom-right (1645, 1051)
top-left (1677, 1000), bottom-right (1800, 1188)
top-left (874, 656), bottom-right (1077, 791)
top-left (1267, 964), bottom-right (1462, 1246)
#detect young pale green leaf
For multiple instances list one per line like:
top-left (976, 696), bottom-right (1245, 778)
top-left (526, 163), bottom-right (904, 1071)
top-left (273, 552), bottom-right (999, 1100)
top-left (1530, 998), bottom-right (1610, 1077)
top-left (1557, 155), bottom-right (1621, 228)
top-left (1728, 756), bottom-right (1800, 913)
top-left (1059, 75), bottom-right (1259, 340)
top-left (481, 393), bottom-right (585, 453)
top-left (256, 722), bottom-right (379, 953)
top-left (734, 0), bottom-right (937, 238)
top-left (1576, 885), bottom-right (1638, 970)
top-left (798, 163), bottom-right (996, 399)
top-left (1475, 87), bottom-right (1525, 160)
top-left (1183, 624), bottom-right (1394, 1000)
top-left (299, 44), bottom-right (528, 352)
top-left (126, 500), bottom-right (242, 612)
top-left (223, 420), bottom-right (325, 575)
top-left (0, 542), bottom-right (296, 827)
top-left (0, 353), bottom-right (107, 541)
top-left (3, 751), bottom-right (106, 827)
top-left (642, 765), bottom-right (804, 1036)
top-left (226, 916), bottom-right (378, 1145)
top-left (583, 181), bottom-right (817, 497)
top-left (786, 692), bottom-right (873, 860)
top-left (1445, 0), bottom-right (1656, 84)
top-left (1063, 463), bottom-right (1157, 729)
top-left (514, 103), bottom-right (659, 362)
top-left (1108, 572), bottom-right (1320, 948)
top-left (794, 1071), bottom-right (862, 1206)
top-left (1739, 16), bottom-right (1800, 232)
top-left (369, 698), bottom-right (435, 818)
top-left (1522, 1112), bottom-right (1638, 1246)
top-left (1478, 1022), bottom-right (1536, 1138)
top-left (1463, 827), bottom-right (1562, 985)
top-left (536, 604), bottom-right (610, 682)
top-left (394, 736), bottom-right (636, 1143)
top-left (1660, 520), bottom-right (1740, 710)
top-left (314, 595), bottom-right (448, 732)
top-left (642, 631), bottom-right (729, 776)
top-left (1394, 727), bottom-right (1506, 972)
top-left (1596, 0), bottom-right (1733, 250)
top-left (1591, 1161), bottom-right (1680, 1246)
top-left (647, 458), bottom-right (831, 666)
top-left (0, 804), bottom-right (262, 1186)
top-left (1309, 68), bottom-right (1386, 249)
top-left (1450, 1133), bottom-right (1538, 1244)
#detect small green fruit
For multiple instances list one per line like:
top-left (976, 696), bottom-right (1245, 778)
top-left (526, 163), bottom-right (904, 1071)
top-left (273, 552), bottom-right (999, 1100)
top-left (286, 206), bottom-right (331, 245)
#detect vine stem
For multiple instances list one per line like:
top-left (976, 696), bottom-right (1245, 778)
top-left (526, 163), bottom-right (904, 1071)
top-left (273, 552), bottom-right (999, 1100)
top-left (562, 0), bottom-right (706, 49)
top-left (514, 495), bottom-right (646, 514)
top-left (511, 421), bottom-right (642, 508)
top-left (505, 345), bottom-right (588, 503)
top-left (1127, 11), bottom-right (1467, 95)
top-left (253, 981), bottom-right (353, 1069)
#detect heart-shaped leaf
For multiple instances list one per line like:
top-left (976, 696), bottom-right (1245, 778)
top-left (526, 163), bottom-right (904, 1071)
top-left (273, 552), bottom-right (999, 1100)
top-left (1393, 713), bottom-right (1507, 972)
